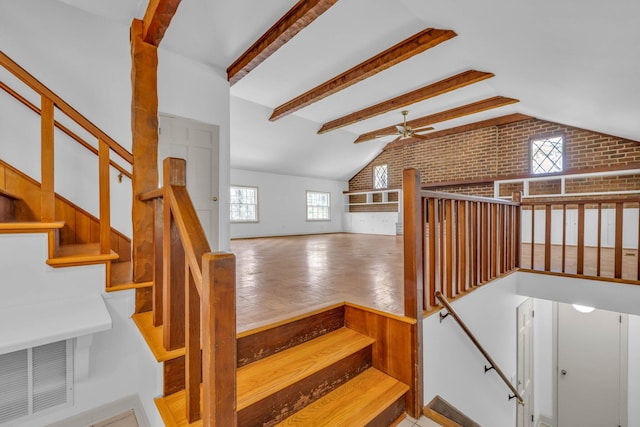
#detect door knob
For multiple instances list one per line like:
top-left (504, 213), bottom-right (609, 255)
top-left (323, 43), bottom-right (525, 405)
top-left (212, 197), bottom-right (218, 202)
top-left (561, 369), bottom-right (567, 376)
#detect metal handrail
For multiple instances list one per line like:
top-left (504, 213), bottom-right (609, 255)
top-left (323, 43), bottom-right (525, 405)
top-left (435, 291), bottom-right (524, 405)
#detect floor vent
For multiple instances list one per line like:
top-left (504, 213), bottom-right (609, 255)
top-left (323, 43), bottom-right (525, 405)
top-left (0, 340), bottom-right (73, 425)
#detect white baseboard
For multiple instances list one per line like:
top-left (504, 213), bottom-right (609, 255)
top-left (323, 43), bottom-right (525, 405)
top-left (46, 395), bottom-right (150, 427)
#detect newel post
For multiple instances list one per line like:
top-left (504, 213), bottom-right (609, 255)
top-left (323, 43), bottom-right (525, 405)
top-left (40, 96), bottom-right (55, 223)
top-left (162, 157), bottom-right (186, 350)
top-left (202, 252), bottom-right (237, 427)
top-left (512, 191), bottom-right (522, 268)
top-left (402, 168), bottom-right (424, 418)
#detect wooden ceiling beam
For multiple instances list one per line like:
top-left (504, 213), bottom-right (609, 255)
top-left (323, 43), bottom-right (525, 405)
top-left (318, 70), bottom-right (494, 134)
top-left (383, 113), bottom-right (533, 150)
top-left (227, 0), bottom-right (339, 86)
top-left (142, 0), bottom-right (182, 46)
top-left (355, 96), bottom-right (519, 143)
top-left (270, 28), bottom-right (457, 121)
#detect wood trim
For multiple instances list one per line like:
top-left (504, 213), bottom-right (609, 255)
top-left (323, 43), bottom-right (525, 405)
top-left (384, 113), bottom-right (532, 150)
top-left (227, 0), bottom-right (338, 85)
top-left (270, 28), bottom-right (457, 121)
top-left (318, 70), bottom-right (494, 133)
top-left (142, 0), bottom-right (182, 46)
top-left (357, 96), bottom-right (519, 143)
top-left (0, 81), bottom-right (132, 178)
top-left (0, 51), bottom-right (132, 164)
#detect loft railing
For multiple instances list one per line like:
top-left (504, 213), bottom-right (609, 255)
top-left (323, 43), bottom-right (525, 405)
top-left (435, 291), bottom-right (524, 404)
top-left (520, 198), bottom-right (640, 282)
top-left (0, 50), bottom-right (132, 254)
top-left (403, 168), bottom-right (521, 311)
top-left (140, 158), bottom-right (236, 426)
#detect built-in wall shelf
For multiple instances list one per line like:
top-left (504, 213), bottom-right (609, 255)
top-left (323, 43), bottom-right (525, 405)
top-left (343, 189), bottom-right (402, 212)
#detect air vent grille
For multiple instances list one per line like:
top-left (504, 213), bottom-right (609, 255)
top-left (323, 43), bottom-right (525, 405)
top-left (0, 340), bottom-right (73, 425)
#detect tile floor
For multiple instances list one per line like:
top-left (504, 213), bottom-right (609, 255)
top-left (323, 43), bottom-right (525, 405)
top-left (397, 414), bottom-right (440, 427)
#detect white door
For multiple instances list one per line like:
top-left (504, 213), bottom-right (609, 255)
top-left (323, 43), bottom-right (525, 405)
top-left (557, 303), bottom-right (625, 427)
top-left (158, 114), bottom-right (219, 250)
top-left (517, 298), bottom-right (534, 427)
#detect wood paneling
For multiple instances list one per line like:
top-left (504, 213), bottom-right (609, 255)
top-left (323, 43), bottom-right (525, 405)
top-left (318, 70), bottom-right (494, 133)
top-left (270, 28), bottom-right (457, 121)
top-left (357, 96), bottom-right (519, 143)
top-left (227, 0), bottom-right (338, 85)
top-left (344, 304), bottom-right (417, 418)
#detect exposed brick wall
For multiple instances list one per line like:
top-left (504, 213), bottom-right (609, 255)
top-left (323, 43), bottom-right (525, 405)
top-left (349, 118), bottom-right (640, 200)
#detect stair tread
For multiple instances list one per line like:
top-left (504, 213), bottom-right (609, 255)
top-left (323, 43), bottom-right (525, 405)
top-left (132, 311), bottom-right (185, 362)
top-left (275, 368), bottom-right (409, 427)
top-left (0, 221), bottom-right (65, 231)
top-left (47, 243), bottom-right (119, 265)
top-left (237, 327), bottom-right (375, 410)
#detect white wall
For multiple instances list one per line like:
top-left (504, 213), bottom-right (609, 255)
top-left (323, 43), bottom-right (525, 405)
top-left (629, 314), bottom-right (640, 427)
top-left (158, 49), bottom-right (231, 251)
top-left (533, 298), bottom-right (553, 424)
top-left (522, 208), bottom-right (639, 249)
top-left (343, 212), bottom-right (399, 235)
top-left (230, 168), bottom-right (347, 238)
top-left (423, 274), bottom-right (527, 427)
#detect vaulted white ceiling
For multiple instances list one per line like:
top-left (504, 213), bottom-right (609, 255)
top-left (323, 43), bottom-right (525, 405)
top-left (58, 0), bottom-right (640, 181)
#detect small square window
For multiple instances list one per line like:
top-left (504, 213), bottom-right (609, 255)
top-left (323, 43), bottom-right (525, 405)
top-left (230, 186), bottom-right (258, 222)
top-left (531, 135), bottom-right (563, 174)
top-left (373, 164), bottom-right (388, 189)
top-left (306, 191), bottom-right (330, 221)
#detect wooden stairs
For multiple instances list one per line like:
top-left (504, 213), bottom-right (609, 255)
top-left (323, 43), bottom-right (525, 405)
top-left (136, 303), bottom-right (413, 426)
top-left (0, 163), bottom-right (150, 296)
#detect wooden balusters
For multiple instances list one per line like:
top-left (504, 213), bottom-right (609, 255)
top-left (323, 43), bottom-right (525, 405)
top-left (40, 96), bottom-right (55, 222)
top-left (185, 262), bottom-right (201, 423)
top-left (98, 140), bottom-right (111, 254)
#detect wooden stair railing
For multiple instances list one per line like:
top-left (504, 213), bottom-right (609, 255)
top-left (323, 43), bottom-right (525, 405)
top-left (0, 50), bottom-right (132, 256)
top-left (141, 158), bottom-right (236, 426)
top-left (403, 168), bottom-right (521, 311)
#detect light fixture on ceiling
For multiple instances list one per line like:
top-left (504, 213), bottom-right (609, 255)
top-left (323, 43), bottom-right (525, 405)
top-left (572, 304), bottom-right (595, 313)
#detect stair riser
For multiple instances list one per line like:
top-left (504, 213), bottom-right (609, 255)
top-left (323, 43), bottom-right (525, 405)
top-left (0, 197), bottom-right (15, 221)
top-left (365, 396), bottom-right (406, 427)
top-left (238, 305), bottom-right (345, 367)
top-left (238, 345), bottom-right (372, 427)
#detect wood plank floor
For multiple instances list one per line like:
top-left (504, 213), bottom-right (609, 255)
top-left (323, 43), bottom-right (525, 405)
top-left (231, 233), bottom-right (404, 332)
top-left (231, 233), bottom-right (639, 332)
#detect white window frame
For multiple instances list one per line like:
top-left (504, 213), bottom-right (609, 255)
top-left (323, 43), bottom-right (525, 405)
top-left (230, 185), bottom-right (259, 223)
top-left (306, 191), bottom-right (331, 221)
top-left (530, 134), bottom-right (564, 175)
top-left (373, 164), bottom-right (388, 189)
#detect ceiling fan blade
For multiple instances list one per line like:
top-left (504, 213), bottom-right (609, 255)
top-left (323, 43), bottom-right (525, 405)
top-left (413, 125), bottom-right (433, 131)
top-left (390, 136), bottom-right (402, 143)
top-left (412, 133), bottom-right (429, 140)
top-left (414, 127), bottom-right (434, 133)
top-left (395, 125), bottom-right (405, 133)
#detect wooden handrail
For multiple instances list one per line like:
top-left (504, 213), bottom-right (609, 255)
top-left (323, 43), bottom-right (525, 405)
top-left (435, 291), bottom-right (524, 405)
top-left (420, 189), bottom-right (520, 206)
top-left (521, 197), bottom-right (640, 206)
top-left (0, 50), bottom-right (133, 164)
top-left (0, 80), bottom-right (132, 178)
top-left (157, 158), bottom-right (237, 426)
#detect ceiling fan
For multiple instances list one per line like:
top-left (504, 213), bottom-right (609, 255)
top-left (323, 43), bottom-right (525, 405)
top-left (377, 110), bottom-right (433, 143)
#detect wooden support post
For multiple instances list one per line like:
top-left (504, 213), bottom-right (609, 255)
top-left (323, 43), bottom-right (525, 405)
top-left (427, 198), bottom-right (437, 307)
top-left (131, 18), bottom-right (159, 283)
top-left (445, 199), bottom-right (453, 298)
top-left (185, 263), bottom-right (201, 423)
top-left (98, 140), bottom-right (111, 254)
top-left (614, 203), bottom-right (623, 279)
top-left (596, 203), bottom-right (602, 277)
top-left (202, 252), bottom-right (237, 427)
top-left (401, 168), bottom-right (424, 419)
top-left (41, 96), bottom-right (55, 222)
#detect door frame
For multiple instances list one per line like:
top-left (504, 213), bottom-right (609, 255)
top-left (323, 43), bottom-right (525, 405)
top-left (517, 298), bottom-right (534, 427)
top-left (552, 302), bottom-right (628, 427)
